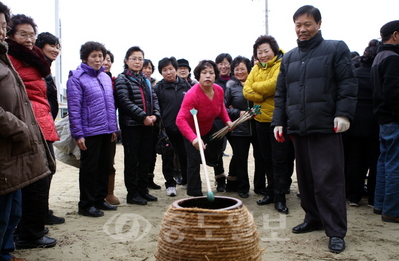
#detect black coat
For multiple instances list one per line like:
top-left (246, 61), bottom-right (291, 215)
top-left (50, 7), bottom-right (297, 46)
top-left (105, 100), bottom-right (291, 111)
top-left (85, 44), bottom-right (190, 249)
top-left (224, 78), bottom-right (254, 136)
top-left (371, 44), bottom-right (399, 125)
top-left (345, 62), bottom-right (379, 137)
top-left (154, 76), bottom-right (190, 133)
top-left (272, 31), bottom-right (358, 135)
top-left (115, 72), bottom-right (160, 127)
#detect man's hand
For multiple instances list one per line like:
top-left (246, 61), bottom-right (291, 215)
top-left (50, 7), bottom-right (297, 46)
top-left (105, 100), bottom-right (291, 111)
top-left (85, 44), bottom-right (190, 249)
top-left (273, 126), bottom-right (285, 142)
top-left (334, 116), bottom-right (350, 133)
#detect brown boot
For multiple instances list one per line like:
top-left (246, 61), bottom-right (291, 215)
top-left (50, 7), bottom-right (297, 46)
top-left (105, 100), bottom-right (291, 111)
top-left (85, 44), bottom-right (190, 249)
top-left (105, 173), bottom-right (120, 205)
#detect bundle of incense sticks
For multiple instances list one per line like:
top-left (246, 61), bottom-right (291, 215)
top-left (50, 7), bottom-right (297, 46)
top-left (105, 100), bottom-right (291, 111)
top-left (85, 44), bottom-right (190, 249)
top-left (210, 105), bottom-right (261, 140)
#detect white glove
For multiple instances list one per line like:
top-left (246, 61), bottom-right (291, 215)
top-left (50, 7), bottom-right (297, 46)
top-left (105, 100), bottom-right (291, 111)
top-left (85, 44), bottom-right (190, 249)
top-left (334, 116), bottom-right (350, 133)
top-left (273, 126), bottom-right (285, 142)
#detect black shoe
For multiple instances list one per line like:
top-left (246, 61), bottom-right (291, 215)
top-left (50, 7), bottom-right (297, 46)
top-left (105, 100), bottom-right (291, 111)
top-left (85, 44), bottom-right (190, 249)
top-left (48, 209), bottom-right (54, 215)
top-left (175, 176), bottom-right (183, 185)
top-left (45, 213), bottom-right (65, 225)
top-left (140, 193), bottom-right (158, 201)
top-left (215, 176), bottom-right (226, 192)
top-left (148, 180), bottom-right (161, 190)
top-left (254, 189), bottom-right (267, 196)
top-left (285, 189), bottom-right (290, 194)
top-left (256, 196), bottom-right (274, 205)
top-left (78, 206), bottom-right (104, 217)
top-left (328, 237), bottom-right (345, 253)
top-left (95, 201), bottom-right (117, 211)
top-left (14, 227), bottom-right (48, 241)
top-left (127, 196), bottom-right (147, 205)
top-left (238, 192), bottom-right (249, 198)
top-left (374, 208), bottom-right (382, 215)
top-left (15, 236), bottom-right (57, 249)
top-left (275, 202), bottom-right (289, 214)
top-left (292, 222), bottom-right (323, 234)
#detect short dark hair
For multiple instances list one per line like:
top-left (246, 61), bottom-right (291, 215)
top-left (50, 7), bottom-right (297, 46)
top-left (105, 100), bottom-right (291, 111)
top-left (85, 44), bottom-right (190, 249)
top-left (79, 41), bottom-right (107, 61)
top-left (158, 57), bottom-right (178, 74)
top-left (193, 60), bottom-right (219, 81)
top-left (293, 5), bottom-right (321, 23)
top-left (123, 46), bottom-right (144, 70)
top-left (230, 56), bottom-right (252, 76)
top-left (35, 32), bottom-right (60, 49)
top-left (215, 53), bottom-right (232, 64)
top-left (360, 39), bottom-right (381, 64)
top-left (0, 2), bottom-right (11, 25)
top-left (143, 59), bottom-right (155, 73)
top-left (106, 50), bottom-right (114, 63)
top-left (253, 35), bottom-right (279, 60)
top-left (380, 20), bottom-right (399, 43)
top-left (7, 14), bottom-right (37, 37)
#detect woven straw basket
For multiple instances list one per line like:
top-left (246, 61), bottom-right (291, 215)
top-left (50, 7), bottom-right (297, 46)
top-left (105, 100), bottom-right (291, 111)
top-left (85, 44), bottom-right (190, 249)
top-left (155, 196), bottom-right (263, 261)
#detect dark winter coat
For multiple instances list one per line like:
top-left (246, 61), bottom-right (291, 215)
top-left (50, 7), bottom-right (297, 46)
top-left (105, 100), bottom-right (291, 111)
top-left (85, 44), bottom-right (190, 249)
top-left (224, 78), bottom-right (254, 136)
top-left (45, 57), bottom-right (59, 120)
top-left (154, 76), bottom-right (190, 133)
top-left (371, 44), bottom-right (399, 125)
top-left (115, 71), bottom-right (160, 127)
top-left (0, 41), bottom-right (55, 195)
top-left (272, 31), bottom-right (358, 135)
top-left (345, 62), bottom-right (379, 137)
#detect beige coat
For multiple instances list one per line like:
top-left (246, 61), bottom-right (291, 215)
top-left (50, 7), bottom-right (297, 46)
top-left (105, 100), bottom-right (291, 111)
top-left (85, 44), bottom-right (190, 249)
top-left (0, 41), bottom-right (55, 195)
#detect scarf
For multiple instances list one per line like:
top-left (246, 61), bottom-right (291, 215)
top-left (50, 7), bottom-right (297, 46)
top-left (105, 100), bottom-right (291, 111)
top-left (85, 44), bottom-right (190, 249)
top-left (5, 38), bottom-right (51, 77)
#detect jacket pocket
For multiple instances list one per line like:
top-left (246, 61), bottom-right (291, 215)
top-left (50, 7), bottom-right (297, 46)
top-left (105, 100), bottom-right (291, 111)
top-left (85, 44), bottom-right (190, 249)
top-left (11, 127), bottom-right (33, 157)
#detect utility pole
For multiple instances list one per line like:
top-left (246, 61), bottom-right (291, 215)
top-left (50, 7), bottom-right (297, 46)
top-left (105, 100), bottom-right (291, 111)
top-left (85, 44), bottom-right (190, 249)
top-left (265, 0), bottom-right (269, 35)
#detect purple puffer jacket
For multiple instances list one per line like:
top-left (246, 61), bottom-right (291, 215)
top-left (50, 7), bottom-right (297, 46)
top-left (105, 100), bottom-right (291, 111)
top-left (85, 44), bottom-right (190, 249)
top-left (67, 63), bottom-right (117, 140)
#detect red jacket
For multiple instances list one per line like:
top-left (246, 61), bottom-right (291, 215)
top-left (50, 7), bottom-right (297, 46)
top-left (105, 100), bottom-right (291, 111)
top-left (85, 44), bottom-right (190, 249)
top-left (8, 55), bottom-right (59, 142)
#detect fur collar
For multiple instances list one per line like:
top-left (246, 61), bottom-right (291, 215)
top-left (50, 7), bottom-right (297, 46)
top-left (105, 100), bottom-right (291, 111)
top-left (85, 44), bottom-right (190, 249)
top-left (5, 38), bottom-right (51, 77)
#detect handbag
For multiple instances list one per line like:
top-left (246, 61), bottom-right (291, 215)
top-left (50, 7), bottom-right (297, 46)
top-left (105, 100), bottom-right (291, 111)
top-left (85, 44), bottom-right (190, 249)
top-left (155, 120), bottom-right (173, 155)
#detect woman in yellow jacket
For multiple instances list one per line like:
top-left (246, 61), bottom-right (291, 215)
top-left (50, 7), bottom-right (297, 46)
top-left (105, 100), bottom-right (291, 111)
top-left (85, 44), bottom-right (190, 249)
top-left (243, 35), bottom-right (294, 214)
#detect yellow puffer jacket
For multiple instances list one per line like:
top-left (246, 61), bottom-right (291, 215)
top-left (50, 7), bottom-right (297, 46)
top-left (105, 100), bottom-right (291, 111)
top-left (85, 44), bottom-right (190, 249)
top-left (243, 50), bottom-right (284, 122)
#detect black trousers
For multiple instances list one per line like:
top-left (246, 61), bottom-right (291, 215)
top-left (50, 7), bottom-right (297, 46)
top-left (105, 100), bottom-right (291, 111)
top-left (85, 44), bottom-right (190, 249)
top-left (183, 124), bottom-right (224, 196)
top-left (18, 141), bottom-right (54, 240)
top-left (18, 176), bottom-right (49, 240)
top-left (229, 134), bottom-right (264, 193)
top-left (121, 126), bottom-right (153, 198)
top-left (293, 133), bottom-right (347, 238)
top-left (162, 131), bottom-right (187, 188)
top-left (255, 122), bottom-right (294, 202)
top-left (344, 136), bottom-right (379, 205)
top-left (78, 134), bottom-right (112, 209)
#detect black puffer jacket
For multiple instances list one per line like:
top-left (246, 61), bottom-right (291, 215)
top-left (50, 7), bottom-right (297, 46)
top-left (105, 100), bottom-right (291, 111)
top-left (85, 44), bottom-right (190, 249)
top-left (371, 44), bottom-right (399, 125)
top-left (115, 71), bottom-right (160, 127)
top-left (272, 31), bottom-right (357, 135)
top-left (224, 78), bottom-right (254, 136)
top-left (154, 76), bottom-right (190, 133)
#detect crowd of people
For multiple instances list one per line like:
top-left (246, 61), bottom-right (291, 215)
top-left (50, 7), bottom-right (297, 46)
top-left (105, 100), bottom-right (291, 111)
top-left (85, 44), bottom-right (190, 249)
top-left (1, 1), bottom-right (399, 260)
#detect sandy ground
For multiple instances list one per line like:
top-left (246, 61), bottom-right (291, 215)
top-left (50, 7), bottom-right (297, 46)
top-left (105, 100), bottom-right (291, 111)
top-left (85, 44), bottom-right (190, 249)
top-left (14, 143), bottom-right (399, 261)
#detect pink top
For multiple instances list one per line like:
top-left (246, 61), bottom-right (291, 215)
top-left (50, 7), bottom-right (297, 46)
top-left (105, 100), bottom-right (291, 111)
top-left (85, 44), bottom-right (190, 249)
top-left (176, 83), bottom-right (230, 142)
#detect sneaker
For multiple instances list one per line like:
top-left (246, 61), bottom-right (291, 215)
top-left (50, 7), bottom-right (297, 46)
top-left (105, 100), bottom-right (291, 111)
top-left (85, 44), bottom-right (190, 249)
top-left (166, 187), bottom-right (177, 197)
top-left (181, 184), bottom-right (187, 189)
top-left (349, 202), bottom-right (359, 207)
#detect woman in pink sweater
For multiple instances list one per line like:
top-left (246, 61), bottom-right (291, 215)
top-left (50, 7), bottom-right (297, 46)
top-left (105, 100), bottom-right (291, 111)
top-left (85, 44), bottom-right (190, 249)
top-left (176, 60), bottom-right (232, 196)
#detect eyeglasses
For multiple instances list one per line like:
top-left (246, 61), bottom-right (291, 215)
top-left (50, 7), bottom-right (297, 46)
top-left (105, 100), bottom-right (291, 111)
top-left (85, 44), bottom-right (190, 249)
top-left (16, 31), bottom-right (36, 40)
top-left (128, 57), bottom-right (144, 62)
top-left (218, 62), bottom-right (230, 67)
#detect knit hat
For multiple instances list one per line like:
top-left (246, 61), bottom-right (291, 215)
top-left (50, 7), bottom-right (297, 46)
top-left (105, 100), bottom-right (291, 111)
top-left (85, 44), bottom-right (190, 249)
top-left (380, 20), bottom-right (399, 41)
top-left (177, 58), bottom-right (191, 71)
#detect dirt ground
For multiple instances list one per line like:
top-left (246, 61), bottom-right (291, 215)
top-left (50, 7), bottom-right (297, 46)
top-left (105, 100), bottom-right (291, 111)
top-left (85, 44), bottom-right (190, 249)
top-left (14, 143), bottom-right (399, 261)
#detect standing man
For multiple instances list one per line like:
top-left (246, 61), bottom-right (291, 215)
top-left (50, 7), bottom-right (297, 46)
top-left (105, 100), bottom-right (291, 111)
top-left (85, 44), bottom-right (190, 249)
top-left (371, 20), bottom-right (399, 223)
top-left (272, 5), bottom-right (357, 253)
